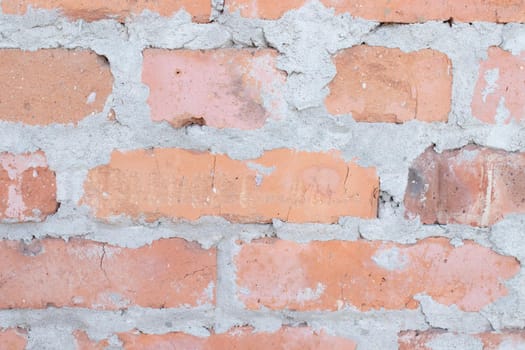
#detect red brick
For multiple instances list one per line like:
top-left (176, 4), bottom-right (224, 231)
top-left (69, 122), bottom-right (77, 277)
top-left (0, 328), bottom-right (27, 350)
top-left (405, 145), bottom-right (525, 227)
top-left (399, 330), bottom-right (525, 350)
top-left (142, 49), bottom-right (286, 130)
top-left (116, 327), bottom-right (356, 350)
top-left (1, 0), bottom-right (211, 22)
top-left (225, 0), bottom-right (305, 19)
top-left (0, 238), bottom-right (215, 309)
top-left (236, 237), bottom-right (518, 312)
top-left (472, 47), bottom-right (525, 124)
top-left (81, 148), bottom-right (378, 223)
top-left (480, 331), bottom-right (525, 349)
top-left (225, 0), bottom-right (525, 22)
top-left (0, 49), bottom-right (112, 125)
top-left (74, 330), bottom-right (109, 350)
top-left (0, 151), bottom-right (57, 222)
top-left (325, 46), bottom-right (451, 123)
top-left (399, 330), bottom-right (437, 350)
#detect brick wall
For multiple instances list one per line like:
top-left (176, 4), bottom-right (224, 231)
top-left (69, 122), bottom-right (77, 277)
top-left (1, 1), bottom-right (525, 349)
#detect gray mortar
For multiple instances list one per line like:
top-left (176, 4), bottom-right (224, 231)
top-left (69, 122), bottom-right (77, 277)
top-left (1, 0), bottom-right (525, 348)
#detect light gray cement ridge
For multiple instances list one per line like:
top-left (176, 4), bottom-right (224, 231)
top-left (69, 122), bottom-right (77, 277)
top-left (0, 306), bottom-right (430, 348)
top-left (0, 207), bottom-right (498, 249)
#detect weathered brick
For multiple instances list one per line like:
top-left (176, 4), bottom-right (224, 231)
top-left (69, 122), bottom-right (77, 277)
top-left (236, 237), bottom-right (518, 312)
top-left (0, 151), bottom-right (57, 222)
top-left (115, 327), bottom-right (356, 349)
top-left (1, 0), bottom-right (211, 22)
top-left (225, 0), bottom-right (525, 22)
top-left (0, 238), bottom-right (215, 309)
top-left (142, 49), bottom-right (286, 129)
top-left (0, 328), bottom-right (27, 350)
top-left (480, 331), bottom-right (525, 349)
top-left (472, 47), bottom-right (525, 124)
top-left (81, 148), bottom-right (378, 223)
top-left (325, 46), bottom-right (451, 123)
top-left (74, 330), bottom-right (109, 350)
top-left (0, 49), bottom-right (112, 125)
top-left (405, 145), bottom-right (525, 227)
top-left (225, 0), bottom-right (305, 19)
top-left (399, 330), bottom-right (525, 350)
top-left (399, 330), bottom-right (438, 350)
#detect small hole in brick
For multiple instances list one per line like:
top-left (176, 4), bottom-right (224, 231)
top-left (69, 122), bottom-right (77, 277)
top-left (96, 55), bottom-right (110, 67)
top-left (181, 117), bottom-right (206, 127)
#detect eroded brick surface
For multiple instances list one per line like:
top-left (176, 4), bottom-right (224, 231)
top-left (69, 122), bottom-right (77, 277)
top-left (236, 238), bottom-right (519, 312)
top-left (0, 151), bottom-right (57, 222)
top-left (142, 49), bottom-right (286, 129)
top-left (0, 328), bottom-right (27, 350)
top-left (325, 46), bottom-right (451, 123)
top-left (405, 145), bottom-right (525, 227)
top-left (2, 0), bottom-right (211, 22)
top-left (226, 0), bottom-right (525, 22)
top-left (74, 330), bottom-right (109, 350)
top-left (399, 330), bottom-right (525, 350)
top-left (472, 47), bottom-right (525, 124)
top-left (81, 148), bottom-right (378, 223)
top-left (117, 327), bottom-right (356, 350)
top-left (0, 238), bottom-right (216, 309)
top-left (0, 49), bottom-right (112, 125)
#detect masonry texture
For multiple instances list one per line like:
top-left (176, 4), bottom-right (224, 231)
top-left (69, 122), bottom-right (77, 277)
top-left (1, 0), bottom-right (525, 349)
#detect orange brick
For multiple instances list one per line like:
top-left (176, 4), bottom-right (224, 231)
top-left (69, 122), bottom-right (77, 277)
top-left (0, 49), bottom-right (112, 125)
top-left (405, 145), bottom-right (525, 227)
top-left (0, 238), bottom-right (215, 309)
top-left (81, 148), bottom-right (378, 223)
top-left (325, 46), bottom-right (451, 123)
top-left (399, 330), bottom-right (437, 350)
top-left (225, 0), bottom-right (306, 19)
top-left (399, 330), bottom-right (525, 350)
top-left (0, 151), bottom-right (57, 222)
top-left (226, 0), bottom-right (525, 22)
top-left (472, 47), bottom-right (525, 124)
top-left (1, 0), bottom-right (211, 22)
top-left (236, 237), bottom-right (518, 312)
top-left (0, 328), bottom-right (27, 350)
top-left (142, 49), bottom-right (286, 130)
top-left (74, 331), bottom-right (109, 350)
top-left (116, 327), bottom-right (356, 350)
top-left (480, 331), bottom-right (525, 349)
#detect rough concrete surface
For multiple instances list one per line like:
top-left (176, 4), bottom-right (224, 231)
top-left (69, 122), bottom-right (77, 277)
top-left (0, 0), bottom-right (525, 349)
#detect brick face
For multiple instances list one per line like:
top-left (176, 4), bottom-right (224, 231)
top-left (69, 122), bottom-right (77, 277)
top-left (472, 47), bottom-right (525, 124)
top-left (226, 0), bottom-right (525, 22)
top-left (0, 238), bottom-right (216, 309)
top-left (1, 0), bottom-right (211, 22)
top-left (81, 148), bottom-right (378, 223)
top-left (0, 151), bottom-right (57, 222)
top-left (405, 145), bottom-right (525, 227)
top-left (142, 49), bottom-right (286, 130)
top-left (74, 331), bottom-right (109, 350)
top-left (236, 237), bottom-right (518, 312)
top-left (399, 330), bottom-right (525, 350)
top-left (0, 49), bottom-right (112, 125)
top-left (112, 327), bottom-right (356, 350)
top-left (325, 46), bottom-right (452, 123)
top-left (0, 328), bottom-right (27, 350)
